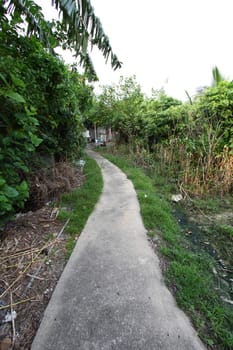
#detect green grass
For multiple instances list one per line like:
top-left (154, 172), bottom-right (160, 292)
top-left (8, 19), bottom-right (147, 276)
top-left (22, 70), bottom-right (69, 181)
top-left (192, 195), bottom-right (233, 213)
top-left (58, 155), bottom-right (103, 256)
top-left (216, 224), bottom-right (233, 240)
top-left (99, 150), bottom-right (233, 350)
top-left (193, 197), bottom-right (223, 212)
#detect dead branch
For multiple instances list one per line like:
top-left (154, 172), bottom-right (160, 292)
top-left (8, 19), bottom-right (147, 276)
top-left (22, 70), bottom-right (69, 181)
top-left (0, 240), bottom-right (58, 299)
top-left (26, 273), bottom-right (45, 281)
top-left (26, 218), bottom-right (70, 290)
top-left (0, 296), bottom-right (37, 310)
top-left (10, 292), bottom-right (16, 348)
top-left (178, 182), bottom-right (213, 222)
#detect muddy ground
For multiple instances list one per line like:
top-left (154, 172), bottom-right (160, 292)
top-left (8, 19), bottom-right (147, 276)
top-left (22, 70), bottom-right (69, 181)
top-left (174, 200), bottom-right (233, 303)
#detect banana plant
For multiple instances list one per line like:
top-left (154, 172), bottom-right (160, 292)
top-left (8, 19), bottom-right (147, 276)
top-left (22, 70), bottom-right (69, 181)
top-left (3, 0), bottom-right (122, 78)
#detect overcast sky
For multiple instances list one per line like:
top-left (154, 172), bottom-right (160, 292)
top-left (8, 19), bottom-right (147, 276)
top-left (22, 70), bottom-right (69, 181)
top-left (37, 0), bottom-right (233, 101)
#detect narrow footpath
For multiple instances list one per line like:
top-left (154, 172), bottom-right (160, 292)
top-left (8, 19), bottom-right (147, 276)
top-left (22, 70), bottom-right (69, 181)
top-left (32, 151), bottom-right (206, 350)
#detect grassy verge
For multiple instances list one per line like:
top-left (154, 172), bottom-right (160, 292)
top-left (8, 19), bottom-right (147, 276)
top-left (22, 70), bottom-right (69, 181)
top-left (58, 155), bottom-right (103, 256)
top-left (99, 150), bottom-right (233, 350)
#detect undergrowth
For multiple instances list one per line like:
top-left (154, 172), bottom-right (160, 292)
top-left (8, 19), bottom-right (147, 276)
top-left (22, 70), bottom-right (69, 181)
top-left (58, 156), bottom-right (103, 256)
top-left (99, 149), bottom-right (233, 350)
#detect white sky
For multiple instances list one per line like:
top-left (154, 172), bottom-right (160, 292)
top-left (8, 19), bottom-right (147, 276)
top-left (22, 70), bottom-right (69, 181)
top-left (37, 0), bottom-right (233, 100)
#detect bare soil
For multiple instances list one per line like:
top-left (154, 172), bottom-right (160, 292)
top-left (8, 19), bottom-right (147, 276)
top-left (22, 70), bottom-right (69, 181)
top-left (0, 163), bottom-right (85, 350)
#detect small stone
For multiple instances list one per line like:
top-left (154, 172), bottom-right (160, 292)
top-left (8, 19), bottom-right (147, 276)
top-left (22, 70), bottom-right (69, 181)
top-left (171, 194), bottom-right (183, 203)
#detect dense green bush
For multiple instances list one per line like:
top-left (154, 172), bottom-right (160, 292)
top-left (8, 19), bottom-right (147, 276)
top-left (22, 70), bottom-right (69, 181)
top-left (195, 82), bottom-right (233, 151)
top-left (0, 7), bottom-right (93, 226)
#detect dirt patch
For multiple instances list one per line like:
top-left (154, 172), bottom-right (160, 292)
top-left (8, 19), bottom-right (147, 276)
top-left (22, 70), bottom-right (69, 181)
top-left (0, 163), bottom-right (85, 349)
top-left (0, 207), bottom-right (68, 349)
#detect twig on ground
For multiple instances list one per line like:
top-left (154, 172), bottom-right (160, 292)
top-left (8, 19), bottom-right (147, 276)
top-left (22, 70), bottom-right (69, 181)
top-left (0, 240), bottom-right (57, 299)
top-left (10, 292), bottom-right (16, 348)
top-left (26, 273), bottom-right (45, 281)
top-left (0, 248), bottom-right (41, 262)
top-left (0, 279), bottom-right (9, 287)
top-left (25, 220), bottom-right (69, 290)
top-left (0, 296), bottom-right (38, 310)
top-left (56, 218), bottom-right (70, 241)
top-left (50, 207), bottom-right (59, 220)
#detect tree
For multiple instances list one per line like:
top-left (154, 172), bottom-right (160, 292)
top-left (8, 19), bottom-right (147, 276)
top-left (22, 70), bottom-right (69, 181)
top-left (3, 0), bottom-right (122, 78)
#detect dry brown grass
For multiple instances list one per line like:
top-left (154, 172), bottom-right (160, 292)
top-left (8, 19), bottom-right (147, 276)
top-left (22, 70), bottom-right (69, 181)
top-left (27, 162), bottom-right (85, 210)
top-left (154, 142), bottom-right (233, 196)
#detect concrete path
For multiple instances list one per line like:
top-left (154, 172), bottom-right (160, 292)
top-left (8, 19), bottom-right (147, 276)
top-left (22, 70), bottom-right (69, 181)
top-left (32, 151), bottom-right (206, 350)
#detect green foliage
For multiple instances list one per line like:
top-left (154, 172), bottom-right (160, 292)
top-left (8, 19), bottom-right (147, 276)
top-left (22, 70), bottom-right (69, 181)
top-left (94, 75), bottom-right (233, 195)
top-left (93, 78), bottom-right (182, 147)
top-left (216, 224), bottom-right (233, 239)
top-left (196, 81), bottom-right (233, 151)
top-left (212, 66), bottom-right (225, 86)
top-left (90, 76), bottom-right (147, 145)
top-left (0, 6), bottom-right (94, 225)
top-left (0, 179), bottom-right (28, 220)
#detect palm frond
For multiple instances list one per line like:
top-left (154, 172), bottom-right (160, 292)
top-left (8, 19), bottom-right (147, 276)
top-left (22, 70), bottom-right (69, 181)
top-left (52, 0), bottom-right (122, 70)
top-left (4, 0), bottom-right (49, 44)
top-left (3, 0), bottom-right (122, 76)
top-left (79, 52), bottom-right (98, 81)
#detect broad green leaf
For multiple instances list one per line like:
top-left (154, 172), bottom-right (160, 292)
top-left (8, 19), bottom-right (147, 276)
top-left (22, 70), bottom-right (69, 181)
top-left (3, 186), bottom-right (19, 198)
top-left (0, 179), bottom-right (6, 187)
top-left (0, 73), bottom-right (10, 87)
top-left (29, 133), bottom-right (43, 146)
top-left (5, 91), bottom-right (25, 103)
top-left (10, 73), bottom-right (25, 88)
top-left (18, 181), bottom-right (28, 193)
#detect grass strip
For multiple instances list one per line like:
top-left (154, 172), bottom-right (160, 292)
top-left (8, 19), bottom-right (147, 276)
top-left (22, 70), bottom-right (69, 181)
top-left (100, 151), bottom-right (233, 350)
top-left (58, 155), bottom-right (103, 256)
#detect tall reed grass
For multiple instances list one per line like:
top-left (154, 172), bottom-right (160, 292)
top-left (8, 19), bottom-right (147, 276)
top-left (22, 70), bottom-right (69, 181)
top-left (153, 141), bottom-right (233, 196)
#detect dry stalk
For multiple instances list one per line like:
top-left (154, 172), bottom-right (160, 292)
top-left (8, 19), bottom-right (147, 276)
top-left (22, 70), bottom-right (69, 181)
top-left (0, 296), bottom-right (37, 310)
top-left (10, 292), bottom-right (16, 348)
top-left (25, 218), bottom-right (69, 290)
top-left (26, 273), bottom-right (45, 281)
top-left (179, 182), bottom-right (212, 221)
top-left (0, 239), bottom-right (59, 299)
top-left (0, 247), bottom-right (41, 262)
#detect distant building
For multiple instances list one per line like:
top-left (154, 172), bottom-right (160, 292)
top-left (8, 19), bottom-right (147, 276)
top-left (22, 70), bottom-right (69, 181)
top-left (89, 126), bottom-right (114, 144)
